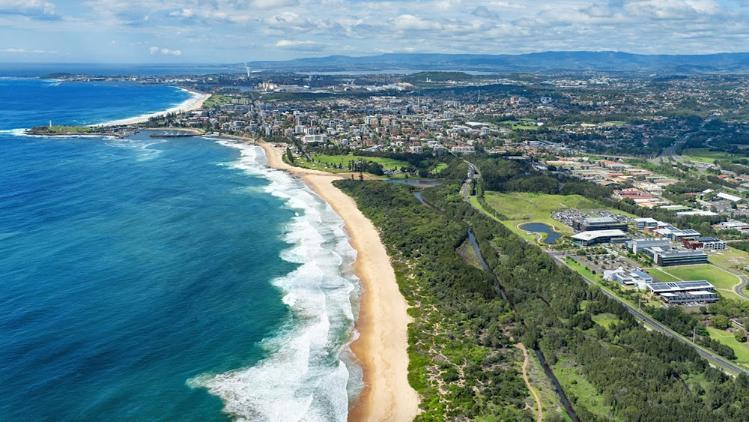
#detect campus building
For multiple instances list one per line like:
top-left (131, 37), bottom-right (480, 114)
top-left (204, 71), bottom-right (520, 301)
top-left (634, 217), bottom-right (659, 230)
top-left (642, 246), bottom-right (708, 266)
top-left (603, 267), bottom-right (654, 289)
top-left (682, 236), bottom-right (727, 251)
top-left (626, 238), bottom-right (673, 254)
top-left (573, 216), bottom-right (628, 232)
top-left (571, 229), bottom-right (629, 246)
top-left (646, 280), bottom-right (719, 305)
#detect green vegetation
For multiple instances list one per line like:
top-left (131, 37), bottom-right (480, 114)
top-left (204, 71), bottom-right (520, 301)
top-left (707, 327), bottom-right (749, 368)
top-left (592, 313), bottom-right (621, 329)
top-left (646, 267), bottom-right (682, 282)
top-left (430, 162), bottom-right (449, 175)
top-left (336, 181), bottom-right (528, 419)
top-left (296, 153), bottom-right (410, 175)
top-left (29, 125), bottom-right (95, 135)
top-left (340, 178), bottom-right (749, 420)
top-left (526, 353), bottom-right (569, 421)
top-left (552, 356), bottom-right (616, 420)
top-left (664, 264), bottom-right (745, 301)
top-left (202, 94), bottom-right (232, 109)
top-left (681, 148), bottom-right (737, 164)
top-left (483, 191), bottom-right (599, 232)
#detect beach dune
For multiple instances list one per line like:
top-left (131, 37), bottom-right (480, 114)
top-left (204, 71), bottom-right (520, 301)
top-left (257, 140), bottom-right (420, 421)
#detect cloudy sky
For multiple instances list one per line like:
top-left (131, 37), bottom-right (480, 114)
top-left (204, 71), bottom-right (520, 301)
top-left (1, 0), bottom-right (748, 63)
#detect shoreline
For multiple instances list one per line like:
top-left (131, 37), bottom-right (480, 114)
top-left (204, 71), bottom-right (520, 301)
top-left (252, 138), bottom-right (420, 421)
top-left (96, 88), bottom-right (210, 127)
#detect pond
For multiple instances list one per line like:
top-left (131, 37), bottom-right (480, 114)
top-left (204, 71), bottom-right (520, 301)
top-left (520, 222), bottom-right (561, 244)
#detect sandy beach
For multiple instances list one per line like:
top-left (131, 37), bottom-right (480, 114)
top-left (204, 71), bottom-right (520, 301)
top-left (97, 89), bottom-right (210, 127)
top-left (256, 140), bottom-right (420, 421)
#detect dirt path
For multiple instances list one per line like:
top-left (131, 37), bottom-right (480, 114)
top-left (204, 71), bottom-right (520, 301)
top-left (516, 343), bottom-right (543, 422)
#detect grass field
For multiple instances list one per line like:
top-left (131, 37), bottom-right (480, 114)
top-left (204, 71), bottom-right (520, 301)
top-left (430, 162), bottom-right (448, 175)
top-left (498, 118), bottom-right (542, 131)
top-left (656, 264), bottom-right (745, 302)
top-left (707, 327), bottom-right (749, 368)
top-left (710, 247), bottom-right (749, 270)
top-left (592, 313), bottom-right (621, 329)
top-left (296, 153), bottom-right (409, 173)
top-left (552, 356), bottom-right (615, 420)
top-left (645, 268), bottom-right (682, 282)
top-left (482, 192), bottom-right (621, 234)
top-left (681, 148), bottom-right (738, 164)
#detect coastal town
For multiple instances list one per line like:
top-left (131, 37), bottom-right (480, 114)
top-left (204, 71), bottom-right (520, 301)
top-left (34, 69), bottom-right (749, 420)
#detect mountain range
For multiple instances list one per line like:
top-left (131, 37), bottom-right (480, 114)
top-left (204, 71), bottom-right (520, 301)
top-left (248, 51), bottom-right (749, 73)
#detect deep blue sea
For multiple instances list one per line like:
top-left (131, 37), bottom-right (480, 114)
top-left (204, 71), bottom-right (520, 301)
top-left (0, 78), bottom-right (360, 420)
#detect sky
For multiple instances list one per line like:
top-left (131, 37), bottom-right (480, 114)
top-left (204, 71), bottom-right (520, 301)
top-left (1, 0), bottom-right (749, 63)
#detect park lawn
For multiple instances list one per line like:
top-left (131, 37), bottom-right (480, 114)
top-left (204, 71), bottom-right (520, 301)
top-left (552, 356), bottom-right (616, 420)
top-left (681, 148), bottom-right (737, 164)
top-left (469, 196), bottom-right (537, 242)
top-left (660, 264), bottom-right (745, 302)
top-left (483, 192), bottom-right (618, 236)
top-left (297, 153), bottom-right (409, 173)
top-left (430, 162), bottom-right (448, 175)
top-left (707, 327), bottom-right (749, 368)
top-left (592, 313), bottom-right (621, 329)
top-left (645, 267), bottom-right (682, 282)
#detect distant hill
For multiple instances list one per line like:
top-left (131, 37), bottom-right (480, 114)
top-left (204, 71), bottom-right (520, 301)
top-left (248, 51), bottom-right (749, 74)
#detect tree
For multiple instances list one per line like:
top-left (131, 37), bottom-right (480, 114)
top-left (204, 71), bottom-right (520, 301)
top-left (713, 315), bottom-right (730, 330)
top-left (735, 329), bottom-right (747, 343)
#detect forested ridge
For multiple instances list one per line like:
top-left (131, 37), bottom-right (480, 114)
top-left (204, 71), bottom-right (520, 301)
top-left (337, 179), bottom-right (749, 421)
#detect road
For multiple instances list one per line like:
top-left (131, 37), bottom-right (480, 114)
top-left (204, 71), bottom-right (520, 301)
top-left (547, 252), bottom-right (749, 376)
top-left (463, 159), bottom-right (748, 375)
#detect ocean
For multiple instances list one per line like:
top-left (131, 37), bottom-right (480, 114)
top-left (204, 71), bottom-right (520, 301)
top-left (0, 78), bottom-right (360, 420)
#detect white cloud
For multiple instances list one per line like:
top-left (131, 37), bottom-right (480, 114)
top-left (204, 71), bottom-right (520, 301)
top-left (0, 0), bottom-right (56, 18)
top-left (0, 47), bottom-right (56, 54)
top-left (275, 39), bottom-right (323, 50)
top-left (149, 46), bottom-right (182, 56)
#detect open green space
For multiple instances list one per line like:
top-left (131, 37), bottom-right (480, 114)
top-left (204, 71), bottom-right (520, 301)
top-left (202, 94), bottom-right (232, 109)
top-left (710, 246), bottom-right (749, 271)
top-left (661, 264), bottom-right (745, 302)
top-left (482, 191), bottom-right (618, 236)
top-left (296, 153), bottom-right (410, 174)
top-left (552, 356), bottom-right (616, 420)
top-left (592, 313), bottom-right (621, 329)
top-left (707, 327), bottom-right (749, 368)
top-left (430, 162), bottom-right (448, 175)
top-left (498, 119), bottom-right (542, 131)
top-left (645, 267), bottom-right (682, 282)
top-left (681, 148), bottom-right (738, 164)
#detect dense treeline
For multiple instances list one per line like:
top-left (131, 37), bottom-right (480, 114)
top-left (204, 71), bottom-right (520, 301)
top-left (338, 179), bottom-right (749, 420)
top-left (336, 180), bottom-right (531, 420)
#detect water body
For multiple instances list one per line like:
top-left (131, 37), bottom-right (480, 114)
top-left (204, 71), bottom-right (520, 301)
top-left (0, 78), bottom-right (360, 420)
top-left (519, 222), bottom-right (561, 244)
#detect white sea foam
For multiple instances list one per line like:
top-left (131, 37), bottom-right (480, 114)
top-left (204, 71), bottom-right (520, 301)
top-left (188, 139), bottom-right (362, 421)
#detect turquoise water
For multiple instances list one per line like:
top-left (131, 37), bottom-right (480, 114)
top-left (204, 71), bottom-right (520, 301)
top-left (0, 79), bottom-right (360, 420)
